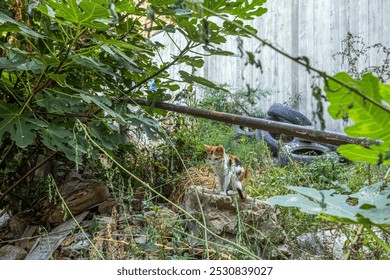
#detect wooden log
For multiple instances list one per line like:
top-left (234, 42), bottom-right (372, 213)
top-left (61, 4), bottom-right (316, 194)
top-left (128, 98), bottom-right (380, 147)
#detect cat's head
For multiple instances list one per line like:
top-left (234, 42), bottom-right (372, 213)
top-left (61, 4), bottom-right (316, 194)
top-left (204, 144), bottom-right (225, 163)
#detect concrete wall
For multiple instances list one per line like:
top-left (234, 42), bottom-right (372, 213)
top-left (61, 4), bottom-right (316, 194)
top-left (153, 0), bottom-right (390, 132)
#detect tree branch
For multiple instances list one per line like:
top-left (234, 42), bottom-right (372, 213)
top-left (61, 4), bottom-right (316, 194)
top-left (0, 151), bottom-right (57, 201)
top-left (125, 98), bottom-right (380, 147)
top-left (123, 40), bottom-right (193, 96)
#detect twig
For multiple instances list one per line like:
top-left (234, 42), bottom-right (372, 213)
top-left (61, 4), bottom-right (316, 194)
top-left (0, 151), bottom-right (57, 201)
top-left (93, 40), bottom-right (196, 116)
top-left (365, 226), bottom-right (390, 254)
top-left (123, 41), bottom-right (194, 95)
top-left (0, 141), bottom-right (15, 168)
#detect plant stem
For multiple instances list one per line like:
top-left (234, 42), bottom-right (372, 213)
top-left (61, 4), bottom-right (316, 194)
top-left (19, 26), bottom-right (86, 114)
top-left (123, 41), bottom-right (194, 95)
top-left (345, 224), bottom-right (364, 260)
top-left (0, 141), bottom-right (15, 168)
top-left (365, 226), bottom-right (390, 254)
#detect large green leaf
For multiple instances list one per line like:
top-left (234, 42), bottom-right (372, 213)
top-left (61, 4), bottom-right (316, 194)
top-left (94, 35), bottom-right (150, 53)
top-left (0, 53), bottom-right (45, 72)
top-left (202, 46), bottom-right (235, 56)
top-left (380, 83), bottom-right (390, 103)
top-left (37, 0), bottom-right (111, 30)
top-left (179, 70), bottom-right (228, 92)
top-left (191, 0), bottom-right (267, 20)
top-left (71, 55), bottom-right (117, 76)
top-left (80, 93), bottom-right (124, 121)
top-left (325, 73), bottom-right (390, 164)
top-left (267, 184), bottom-right (390, 225)
top-left (38, 124), bottom-right (77, 160)
top-left (99, 44), bottom-right (144, 73)
top-left (228, 0), bottom-right (268, 20)
top-left (0, 12), bottom-right (45, 38)
top-left (336, 144), bottom-right (389, 165)
top-left (174, 55), bottom-right (204, 68)
top-left (36, 90), bottom-right (83, 114)
top-left (0, 102), bottom-right (45, 148)
top-left (90, 122), bottom-right (127, 150)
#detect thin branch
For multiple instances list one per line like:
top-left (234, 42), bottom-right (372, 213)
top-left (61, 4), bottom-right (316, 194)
top-left (365, 226), bottom-right (390, 254)
top-left (345, 224), bottom-right (364, 260)
top-left (0, 141), bottom-right (15, 168)
top-left (0, 151), bottom-right (57, 201)
top-left (123, 40), bottom-right (193, 95)
top-left (93, 40), bottom-right (196, 115)
top-left (19, 26), bottom-right (87, 114)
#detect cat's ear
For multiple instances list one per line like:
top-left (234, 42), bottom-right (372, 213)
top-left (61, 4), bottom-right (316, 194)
top-left (217, 145), bottom-right (224, 152)
top-left (204, 144), bottom-right (211, 150)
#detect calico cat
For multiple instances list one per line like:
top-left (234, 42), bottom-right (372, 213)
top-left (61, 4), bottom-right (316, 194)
top-left (204, 144), bottom-right (247, 200)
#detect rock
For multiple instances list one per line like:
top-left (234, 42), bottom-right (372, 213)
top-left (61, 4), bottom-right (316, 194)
top-left (182, 186), bottom-right (287, 257)
top-left (144, 208), bottom-right (177, 237)
top-left (296, 230), bottom-right (347, 259)
top-left (134, 235), bottom-right (147, 244)
top-left (0, 213), bottom-right (10, 227)
top-left (99, 216), bottom-right (116, 225)
top-left (68, 239), bottom-right (90, 251)
top-left (0, 245), bottom-right (27, 260)
top-left (98, 199), bottom-right (118, 215)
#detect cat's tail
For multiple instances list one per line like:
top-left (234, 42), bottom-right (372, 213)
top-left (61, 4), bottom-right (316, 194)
top-left (237, 188), bottom-right (247, 200)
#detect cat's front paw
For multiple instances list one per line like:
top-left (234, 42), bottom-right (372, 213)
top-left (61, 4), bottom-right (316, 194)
top-left (226, 190), bottom-right (234, 195)
top-left (218, 191), bottom-right (227, 196)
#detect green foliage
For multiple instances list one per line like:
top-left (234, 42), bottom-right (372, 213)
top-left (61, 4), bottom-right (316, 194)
top-left (333, 32), bottom-right (390, 82)
top-left (325, 73), bottom-right (390, 164)
top-left (189, 0), bottom-right (268, 21)
top-left (0, 0), bottom-right (268, 159)
top-left (268, 183), bottom-right (390, 225)
top-left (0, 0), bottom-right (268, 212)
top-left (161, 95), bottom-right (389, 259)
top-left (179, 71), bottom-right (228, 92)
top-left (198, 86), bottom-right (270, 117)
top-left (267, 70), bottom-right (390, 257)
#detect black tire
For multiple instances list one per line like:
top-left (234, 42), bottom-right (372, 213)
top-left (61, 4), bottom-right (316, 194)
top-left (268, 103), bottom-right (313, 126)
top-left (235, 125), bottom-right (257, 140)
top-left (255, 116), bottom-right (296, 156)
top-left (278, 141), bottom-right (336, 167)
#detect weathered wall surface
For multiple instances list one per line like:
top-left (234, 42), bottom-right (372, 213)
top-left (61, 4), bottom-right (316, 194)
top-left (153, 0), bottom-right (390, 132)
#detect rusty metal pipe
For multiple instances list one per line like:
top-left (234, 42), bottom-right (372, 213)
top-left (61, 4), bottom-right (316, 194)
top-left (129, 98), bottom-right (378, 147)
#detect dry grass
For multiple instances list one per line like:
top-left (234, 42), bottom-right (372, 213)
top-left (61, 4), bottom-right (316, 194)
top-left (169, 166), bottom-right (216, 204)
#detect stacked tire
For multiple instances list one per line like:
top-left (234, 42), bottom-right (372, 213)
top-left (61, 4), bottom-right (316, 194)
top-left (238, 103), bottom-right (338, 167)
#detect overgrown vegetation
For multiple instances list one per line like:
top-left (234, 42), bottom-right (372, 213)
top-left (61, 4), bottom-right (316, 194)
top-left (0, 0), bottom-right (389, 260)
top-left (0, 0), bottom-right (267, 211)
top-left (268, 35), bottom-right (390, 259)
top-left (85, 86), bottom-right (389, 260)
